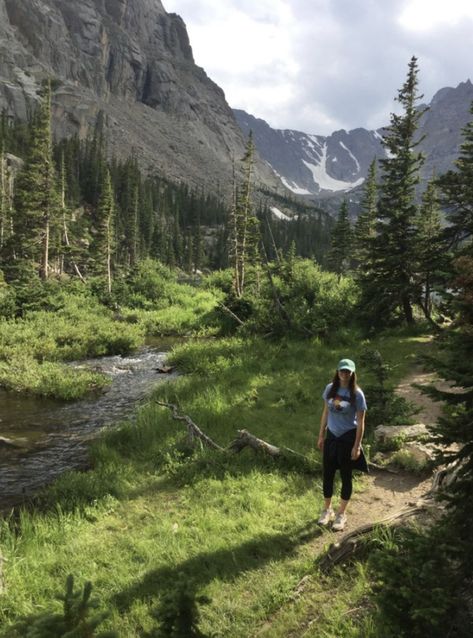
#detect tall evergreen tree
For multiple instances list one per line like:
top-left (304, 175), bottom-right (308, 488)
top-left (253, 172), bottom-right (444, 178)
top-left (8, 81), bottom-right (60, 280)
top-left (354, 159), bottom-right (377, 266)
top-left (327, 199), bottom-right (352, 276)
top-left (90, 168), bottom-right (115, 293)
top-left (437, 101), bottom-right (473, 255)
top-left (361, 57), bottom-right (426, 325)
top-left (415, 177), bottom-right (445, 320)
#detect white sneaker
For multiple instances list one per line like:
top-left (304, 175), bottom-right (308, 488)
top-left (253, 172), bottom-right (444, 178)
top-left (332, 512), bottom-right (347, 531)
top-left (317, 508), bottom-right (335, 526)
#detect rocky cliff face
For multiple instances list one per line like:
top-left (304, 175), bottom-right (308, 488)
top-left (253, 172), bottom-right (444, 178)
top-left (0, 0), bottom-right (278, 192)
top-left (234, 80), bottom-right (473, 206)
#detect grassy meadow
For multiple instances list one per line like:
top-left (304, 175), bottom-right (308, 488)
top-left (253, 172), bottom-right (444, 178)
top-left (0, 331), bottom-right (431, 636)
top-left (0, 264), bottom-right (220, 400)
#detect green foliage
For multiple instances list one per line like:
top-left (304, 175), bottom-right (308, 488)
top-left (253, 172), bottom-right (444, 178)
top-left (327, 199), bottom-right (352, 275)
top-left (389, 448), bottom-right (429, 473)
top-left (415, 178), bottom-right (447, 320)
top-left (360, 348), bottom-right (416, 429)
top-left (152, 576), bottom-right (211, 638)
top-left (437, 100), bottom-right (473, 253)
top-left (354, 159), bottom-right (377, 268)
top-left (11, 574), bottom-right (117, 637)
top-left (211, 259), bottom-right (359, 338)
top-left (368, 526), bottom-right (462, 638)
top-left (0, 353), bottom-right (108, 400)
top-left (359, 57), bottom-right (426, 326)
top-left (0, 332), bottom-right (429, 636)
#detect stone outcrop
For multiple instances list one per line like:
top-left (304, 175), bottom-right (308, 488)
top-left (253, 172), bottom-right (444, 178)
top-left (0, 0), bottom-right (279, 193)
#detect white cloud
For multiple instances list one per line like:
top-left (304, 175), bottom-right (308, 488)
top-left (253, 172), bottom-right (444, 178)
top-left (399, 0), bottom-right (473, 31)
top-left (163, 0), bottom-right (473, 134)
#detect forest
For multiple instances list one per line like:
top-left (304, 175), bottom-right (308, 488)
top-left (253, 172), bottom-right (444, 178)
top-left (0, 56), bottom-right (471, 636)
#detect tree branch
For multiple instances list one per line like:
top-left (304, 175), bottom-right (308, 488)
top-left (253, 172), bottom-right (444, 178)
top-left (155, 401), bottom-right (224, 451)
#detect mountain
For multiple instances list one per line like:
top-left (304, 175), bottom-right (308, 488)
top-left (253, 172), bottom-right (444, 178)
top-left (234, 80), bottom-right (473, 207)
top-left (0, 0), bottom-right (279, 193)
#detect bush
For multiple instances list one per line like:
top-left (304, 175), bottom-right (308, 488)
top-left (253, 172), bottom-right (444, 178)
top-left (369, 525), bottom-right (462, 637)
top-left (209, 260), bottom-right (359, 338)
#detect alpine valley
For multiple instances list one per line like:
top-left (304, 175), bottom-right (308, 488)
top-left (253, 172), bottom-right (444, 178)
top-left (0, 0), bottom-right (472, 214)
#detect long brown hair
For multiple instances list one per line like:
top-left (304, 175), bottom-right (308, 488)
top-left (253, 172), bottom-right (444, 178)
top-left (327, 370), bottom-right (358, 405)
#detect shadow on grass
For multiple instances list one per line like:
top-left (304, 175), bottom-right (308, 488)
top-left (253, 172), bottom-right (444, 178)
top-left (112, 521), bottom-right (324, 617)
top-left (125, 448), bottom-right (323, 504)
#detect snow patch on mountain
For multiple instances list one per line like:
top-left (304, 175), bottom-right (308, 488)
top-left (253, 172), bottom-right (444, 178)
top-left (303, 144), bottom-right (365, 192)
top-left (339, 141), bottom-right (361, 173)
top-left (270, 206), bottom-right (293, 221)
top-left (279, 174), bottom-right (312, 195)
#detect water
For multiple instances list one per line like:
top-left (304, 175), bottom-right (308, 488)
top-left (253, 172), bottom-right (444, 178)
top-left (0, 344), bottom-right (177, 509)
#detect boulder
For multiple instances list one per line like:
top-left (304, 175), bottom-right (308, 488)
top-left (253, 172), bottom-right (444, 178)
top-left (374, 423), bottom-right (429, 444)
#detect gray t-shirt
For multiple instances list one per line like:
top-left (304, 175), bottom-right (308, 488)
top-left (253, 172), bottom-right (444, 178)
top-left (322, 383), bottom-right (367, 437)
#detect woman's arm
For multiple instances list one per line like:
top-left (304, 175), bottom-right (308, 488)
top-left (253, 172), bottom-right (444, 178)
top-left (351, 410), bottom-right (366, 459)
top-left (318, 404), bottom-right (328, 450)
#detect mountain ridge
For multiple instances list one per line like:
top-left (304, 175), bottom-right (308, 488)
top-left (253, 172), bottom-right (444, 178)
top-left (0, 0), bottom-right (279, 195)
top-left (234, 79), bottom-right (473, 208)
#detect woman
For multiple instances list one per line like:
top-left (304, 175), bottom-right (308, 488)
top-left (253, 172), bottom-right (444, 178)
top-left (317, 358), bottom-right (368, 531)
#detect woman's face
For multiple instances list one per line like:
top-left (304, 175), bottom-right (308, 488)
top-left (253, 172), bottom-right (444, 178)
top-left (337, 368), bottom-right (352, 383)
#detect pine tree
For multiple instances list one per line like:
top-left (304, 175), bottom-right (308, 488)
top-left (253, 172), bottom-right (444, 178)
top-left (353, 159), bottom-right (377, 266)
top-left (415, 177), bottom-right (445, 320)
top-left (327, 199), bottom-right (352, 276)
top-left (17, 574), bottom-right (118, 637)
top-left (90, 167), bottom-right (115, 293)
top-left (419, 104), bottom-right (473, 613)
top-left (437, 101), bottom-right (473, 254)
top-left (9, 81), bottom-right (60, 280)
top-left (0, 145), bottom-right (7, 250)
top-left (361, 57), bottom-right (426, 325)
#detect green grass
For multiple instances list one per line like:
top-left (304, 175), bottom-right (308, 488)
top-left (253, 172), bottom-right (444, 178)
top-left (0, 332), bottom-right (432, 636)
top-left (0, 274), bottom-right (220, 399)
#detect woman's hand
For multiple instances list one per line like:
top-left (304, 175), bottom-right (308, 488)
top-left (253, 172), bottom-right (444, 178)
top-left (317, 436), bottom-right (324, 451)
top-left (351, 445), bottom-right (361, 460)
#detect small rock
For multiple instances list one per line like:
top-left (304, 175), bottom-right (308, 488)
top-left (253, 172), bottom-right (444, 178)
top-left (156, 365), bottom-right (173, 374)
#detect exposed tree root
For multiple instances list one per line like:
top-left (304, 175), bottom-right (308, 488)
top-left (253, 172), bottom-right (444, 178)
top-left (318, 501), bottom-right (432, 573)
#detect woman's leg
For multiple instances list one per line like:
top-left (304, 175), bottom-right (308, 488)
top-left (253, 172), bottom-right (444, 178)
top-left (338, 464), bottom-right (353, 511)
top-left (323, 455), bottom-right (337, 504)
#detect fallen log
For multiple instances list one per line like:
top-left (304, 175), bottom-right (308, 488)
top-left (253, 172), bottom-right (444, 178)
top-left (156, 404), bottom-right (310, 464)
top-left (228, 429), bottom-right (281, 456)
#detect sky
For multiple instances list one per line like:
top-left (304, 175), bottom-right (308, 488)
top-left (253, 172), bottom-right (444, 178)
top-left (163, 0), bottom-right (473, 135)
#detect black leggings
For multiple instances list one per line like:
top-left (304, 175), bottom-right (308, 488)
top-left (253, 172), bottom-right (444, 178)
top-left (322, 429), bottom-right (356, 501)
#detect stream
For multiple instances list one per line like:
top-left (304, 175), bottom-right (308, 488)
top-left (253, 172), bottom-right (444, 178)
top-left (0, 340), bottom-right (178, 509)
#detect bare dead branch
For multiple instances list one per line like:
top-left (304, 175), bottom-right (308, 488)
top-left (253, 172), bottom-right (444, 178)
top-left (155, 401), bottom-right (224, 451)
top-left (217, 302), bottom-right (245, 326)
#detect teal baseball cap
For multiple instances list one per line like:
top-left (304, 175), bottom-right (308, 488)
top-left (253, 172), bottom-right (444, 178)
top-left (337, 358), bottom-right (356, 372)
